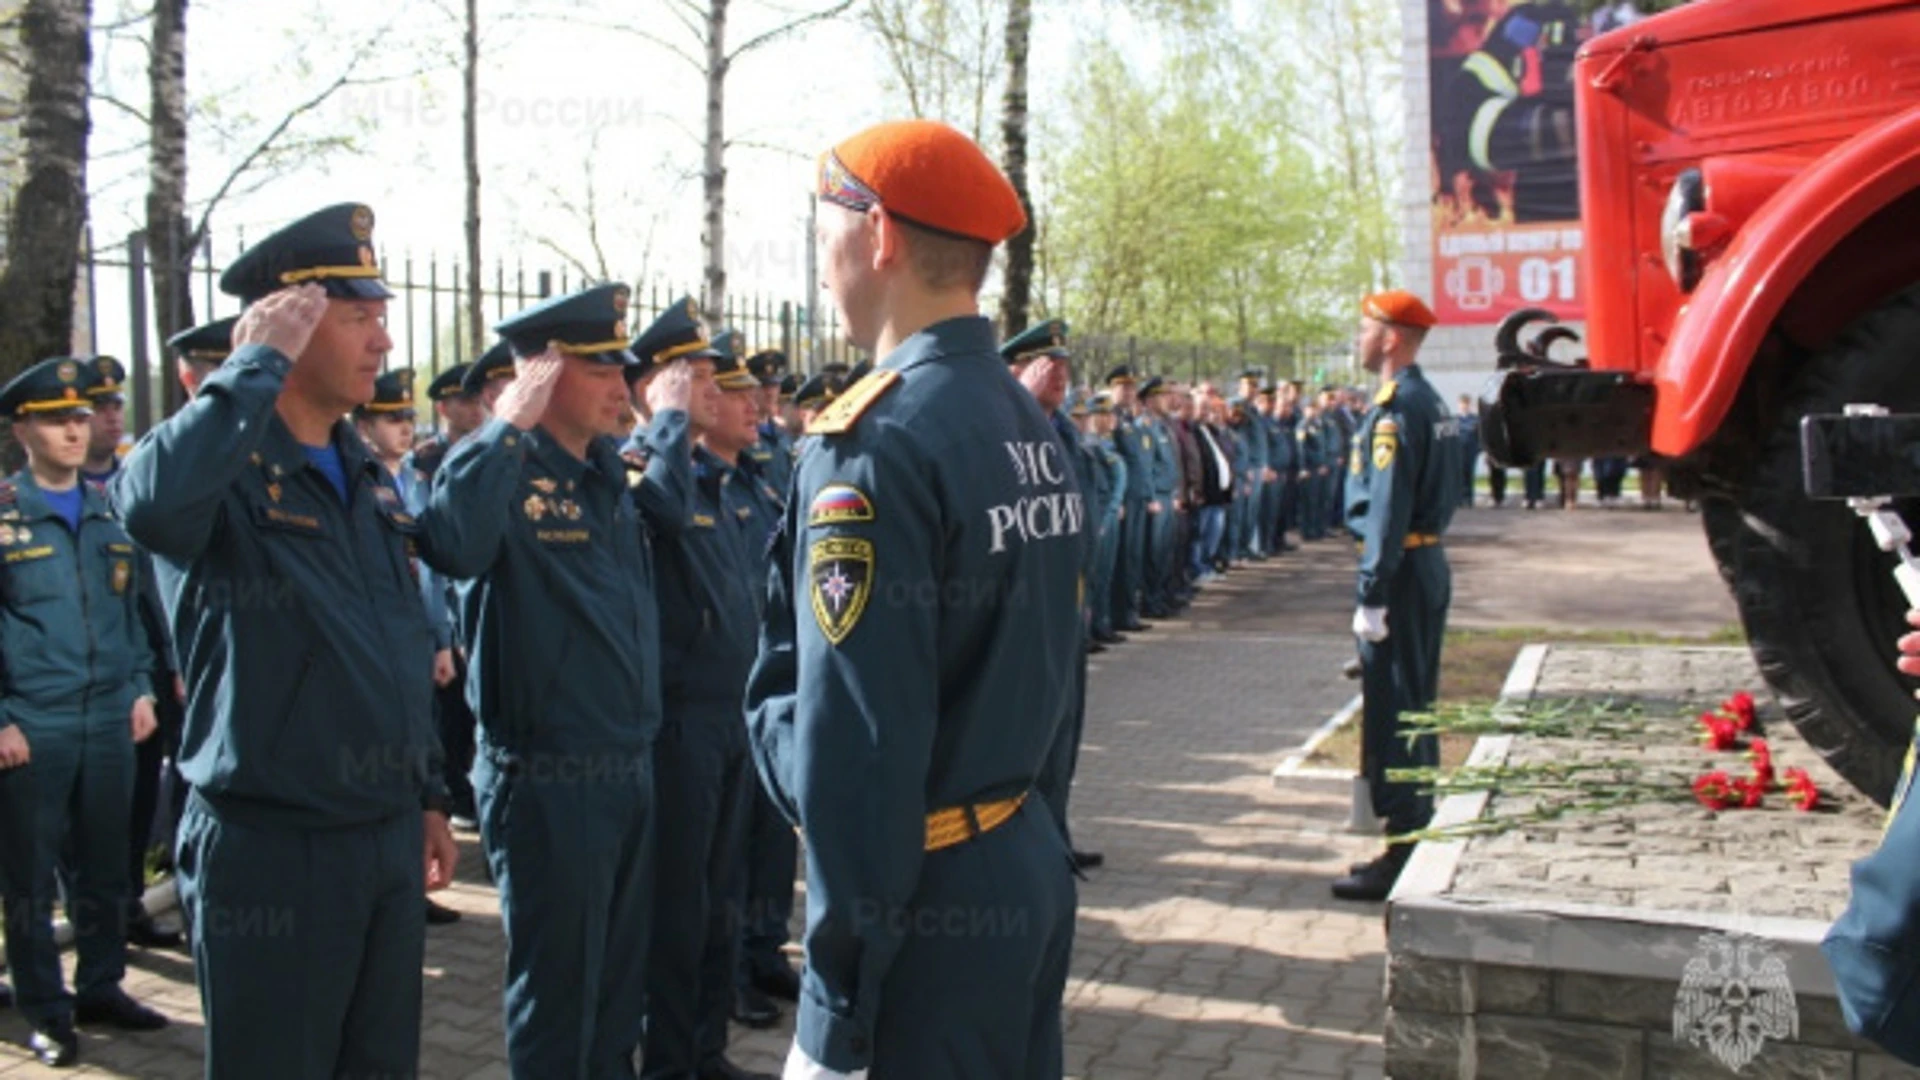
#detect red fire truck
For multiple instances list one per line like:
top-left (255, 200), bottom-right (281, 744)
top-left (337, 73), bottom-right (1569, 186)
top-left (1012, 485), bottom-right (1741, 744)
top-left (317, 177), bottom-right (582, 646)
top-left (1480, 0), bottom-right (1920, 802)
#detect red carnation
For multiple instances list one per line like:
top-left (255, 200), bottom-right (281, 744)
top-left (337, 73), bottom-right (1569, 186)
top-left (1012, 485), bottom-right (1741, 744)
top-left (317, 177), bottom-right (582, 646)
top-left (1723, 691), bottom-right (1757, 732)
top-left (1783, 767), bottom-right (1820, 812)
top-left (1747, 738), bottom-right (1775, 786)
top-left (1731, 777), bottom-right (1766, 809)
top-left (1693, 771), bottom-right (1736, 810)
top-left (1698, 714), bottom-right (1740, 751)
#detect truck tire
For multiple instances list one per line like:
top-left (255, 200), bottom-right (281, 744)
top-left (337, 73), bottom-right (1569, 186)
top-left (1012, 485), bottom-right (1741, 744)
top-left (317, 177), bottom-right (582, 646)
top-left (1701, 283), bottom-right (1920, 806)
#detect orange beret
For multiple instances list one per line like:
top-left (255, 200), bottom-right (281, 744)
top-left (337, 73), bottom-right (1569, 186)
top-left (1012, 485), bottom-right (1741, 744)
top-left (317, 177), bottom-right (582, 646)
top-left (1362, 290), bottom-right (1438, 329)
top-left (819, 120), bottom-right (1027, 245)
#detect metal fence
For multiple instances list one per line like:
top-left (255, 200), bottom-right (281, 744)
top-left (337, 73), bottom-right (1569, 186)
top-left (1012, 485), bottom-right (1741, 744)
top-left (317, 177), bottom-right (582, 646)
top-left (78, 227), bottom-right (1349, 436)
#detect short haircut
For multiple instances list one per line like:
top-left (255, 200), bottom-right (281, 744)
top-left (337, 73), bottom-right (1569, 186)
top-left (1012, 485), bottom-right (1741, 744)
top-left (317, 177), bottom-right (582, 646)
top-left (897, 218), bottom-right (994, 293)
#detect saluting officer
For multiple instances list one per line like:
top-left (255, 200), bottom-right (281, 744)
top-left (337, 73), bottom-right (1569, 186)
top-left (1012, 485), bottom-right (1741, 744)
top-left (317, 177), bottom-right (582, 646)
top-left (0, 359), bottom-right (168, 1067)
top-left (423, 283), bottom-right (675, 1079)
top-left (745, 120), bottom-right (1083, 1080)
top-left (620, 310), bottom-right (771, 1080)
top-left (114, 204), bottom-right (457, 1077)
top-left (1334, 291), bottom-right (1461, 902)
top-left (1828, 627), bottom-right (1920, 1065)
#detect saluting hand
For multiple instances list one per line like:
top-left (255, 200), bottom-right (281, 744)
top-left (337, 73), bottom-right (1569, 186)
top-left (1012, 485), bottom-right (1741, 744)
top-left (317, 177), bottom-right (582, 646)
top-left (131, 695), bottom-right (158, 744)
top-left (424, 811), bottom-right (459, 891)
top-left (646, 360), bottom-right (696, 416)
top-left (0, 723), bottom-right (28, 769)
top-left (234, 283), bottom-right (329, 362)
top-left (493, 348), bottom-right (564, 431)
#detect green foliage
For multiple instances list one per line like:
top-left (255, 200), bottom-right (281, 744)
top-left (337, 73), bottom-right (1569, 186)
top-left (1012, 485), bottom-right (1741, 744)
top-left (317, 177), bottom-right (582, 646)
top-left (1037, 0), bottom-right (1398, 358)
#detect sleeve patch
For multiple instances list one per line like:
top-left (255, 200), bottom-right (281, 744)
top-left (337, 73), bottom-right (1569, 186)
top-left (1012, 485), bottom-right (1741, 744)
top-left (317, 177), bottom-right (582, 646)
top-left (809, 536), bottom-right (874, 646)
top-left (808, 483), bottom-right (875, 527)
top-left (1372, 427), bottom-right (1398, 471)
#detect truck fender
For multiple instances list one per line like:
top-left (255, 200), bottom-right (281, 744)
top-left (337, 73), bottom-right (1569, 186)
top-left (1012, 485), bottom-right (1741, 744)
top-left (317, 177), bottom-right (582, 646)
top-left (1653, 106), bottom-right (1920, 456)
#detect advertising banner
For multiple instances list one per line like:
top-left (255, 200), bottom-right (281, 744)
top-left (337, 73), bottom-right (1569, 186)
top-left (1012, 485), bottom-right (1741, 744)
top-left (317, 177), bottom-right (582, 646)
top-left (1428, 0), bottom-right (1597, 324)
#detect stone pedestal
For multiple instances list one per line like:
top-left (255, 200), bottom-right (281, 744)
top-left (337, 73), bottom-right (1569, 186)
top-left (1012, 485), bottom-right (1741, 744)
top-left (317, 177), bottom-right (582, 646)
top-left (1383, 645), bottom-right (1919, 1078)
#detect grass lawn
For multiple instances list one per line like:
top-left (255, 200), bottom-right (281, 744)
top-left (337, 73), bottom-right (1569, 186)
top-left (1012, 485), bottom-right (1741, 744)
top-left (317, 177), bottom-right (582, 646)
top-left (1303, 624), bottom-right (1747, 771)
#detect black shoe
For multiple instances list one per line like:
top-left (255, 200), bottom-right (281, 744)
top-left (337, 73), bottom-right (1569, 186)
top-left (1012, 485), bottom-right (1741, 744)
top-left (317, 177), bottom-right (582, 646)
top-left (1331, 845), bottom-right (1413, 902)
top-left (28, 1021), bottom-right (78, 1067)
top-left (731, 985), bottom-right (780, 1029)
top-left (126, 915), bottom-right (185, 950)
top-left (75, 988), bottom-right (168, 1032)
top-left (1092, 632), bottom-right (1127, 646)
top-left (697, 1057), bottom-right (777, 1080)
top-left (1119, 621), bottom-right (1149, 632)
top-left (1072, 850), bottom-right (1105, 870)
top-left (1088, 641), bottom-right (1107, 655)
top-left (0, 980), bottom-right (11, 1009)
top-left (426, 899), bottom-right (462, 925)
top-left (1342, 657), bottom-right (1363, 680)
top-left (750, 964), bottom-right (801, 1003)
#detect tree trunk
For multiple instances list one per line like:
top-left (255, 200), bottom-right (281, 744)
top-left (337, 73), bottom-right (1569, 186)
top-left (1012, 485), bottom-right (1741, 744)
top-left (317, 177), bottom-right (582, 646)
top-left (996, 0), bottom-right (1032, 336)
top-left (0, 0), bottom-right (92, 383)
top-left (701, 0), bottom-right (729, 325)
top-left (147, 0), bottom-right (191, 416)
top-left (463, 0), bottom-right (483, 355)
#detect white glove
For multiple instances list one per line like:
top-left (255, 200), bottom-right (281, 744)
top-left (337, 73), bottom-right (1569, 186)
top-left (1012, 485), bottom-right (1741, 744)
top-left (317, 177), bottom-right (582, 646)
top-left (1352, 605), bottom-right (1388, 643)
top-left (783, 1042), bottom-right (869, 1080)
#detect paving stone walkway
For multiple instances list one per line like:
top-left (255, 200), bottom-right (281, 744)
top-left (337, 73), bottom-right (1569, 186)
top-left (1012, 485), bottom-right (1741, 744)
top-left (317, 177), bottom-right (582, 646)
top-left (2, 503), bottom-right (1720, 1078)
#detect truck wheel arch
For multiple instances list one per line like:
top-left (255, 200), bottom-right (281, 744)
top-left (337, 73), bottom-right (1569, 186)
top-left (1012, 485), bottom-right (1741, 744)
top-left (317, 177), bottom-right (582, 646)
top-left (1656, 107), bottom-right (1920, 458)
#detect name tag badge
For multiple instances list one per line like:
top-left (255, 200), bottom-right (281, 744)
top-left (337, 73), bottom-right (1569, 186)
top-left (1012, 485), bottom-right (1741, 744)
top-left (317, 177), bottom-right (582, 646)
top-left (4, 544), bottom-right (55, 564)
top-left (251, 502), bottom-right (326, 536)
top-left (536, 528), bottom-right (592, 546)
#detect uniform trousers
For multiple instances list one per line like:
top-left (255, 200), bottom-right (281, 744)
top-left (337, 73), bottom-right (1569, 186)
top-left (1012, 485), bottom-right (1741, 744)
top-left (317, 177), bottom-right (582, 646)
top-left (1358, 546), bottom-right (1450, 836)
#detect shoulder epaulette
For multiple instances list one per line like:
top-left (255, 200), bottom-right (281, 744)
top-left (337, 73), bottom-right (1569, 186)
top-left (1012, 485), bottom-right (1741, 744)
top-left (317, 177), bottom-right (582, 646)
top-left (806, 370), bottom-right (901, 436)
top-left (1374, 380), bottom-right (1398, 406)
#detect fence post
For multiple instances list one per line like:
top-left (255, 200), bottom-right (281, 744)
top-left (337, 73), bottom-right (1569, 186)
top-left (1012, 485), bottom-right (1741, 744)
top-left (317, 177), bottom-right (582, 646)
top-left (127, 231), bottom-right (153, 436)
top-left (537, 270), bottom-right (553, 300)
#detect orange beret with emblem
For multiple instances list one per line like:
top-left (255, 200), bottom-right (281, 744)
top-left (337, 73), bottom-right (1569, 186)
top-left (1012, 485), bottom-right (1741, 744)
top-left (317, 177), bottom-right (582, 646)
top-left (819, 120), bottom-right (1027, 245)
top-left (1362, 290), bottom-right (1438, 330)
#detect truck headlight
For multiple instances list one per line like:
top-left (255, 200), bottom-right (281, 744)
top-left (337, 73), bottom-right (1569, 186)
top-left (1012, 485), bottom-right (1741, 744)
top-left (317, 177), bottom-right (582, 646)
top-left (1662, 168), bottom-right (1707, 292)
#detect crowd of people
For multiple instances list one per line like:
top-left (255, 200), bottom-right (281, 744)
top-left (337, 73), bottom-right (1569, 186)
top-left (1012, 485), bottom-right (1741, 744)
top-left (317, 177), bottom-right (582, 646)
top-left (0, 119), bottom-right (1478, 1079)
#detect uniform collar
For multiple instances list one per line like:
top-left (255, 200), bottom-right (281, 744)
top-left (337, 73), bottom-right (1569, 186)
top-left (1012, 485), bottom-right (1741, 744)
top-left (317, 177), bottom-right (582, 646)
top-left (527, 425), bottom-right (622, 485)
top-left (877, 314), bottom-right (998, 376)
top-left (693, 444), bottom-right (738, 480)
top-left (10, 469), bottom-right (110, 522)
top-left (257, 411), bottom-right (384, 491)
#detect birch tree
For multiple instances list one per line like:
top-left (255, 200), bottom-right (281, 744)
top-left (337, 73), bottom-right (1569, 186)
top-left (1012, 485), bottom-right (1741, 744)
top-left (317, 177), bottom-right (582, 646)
top-left (600, 0), bottom-right (853, 324)
top-left (0, 0), bottom-right (93, 382)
